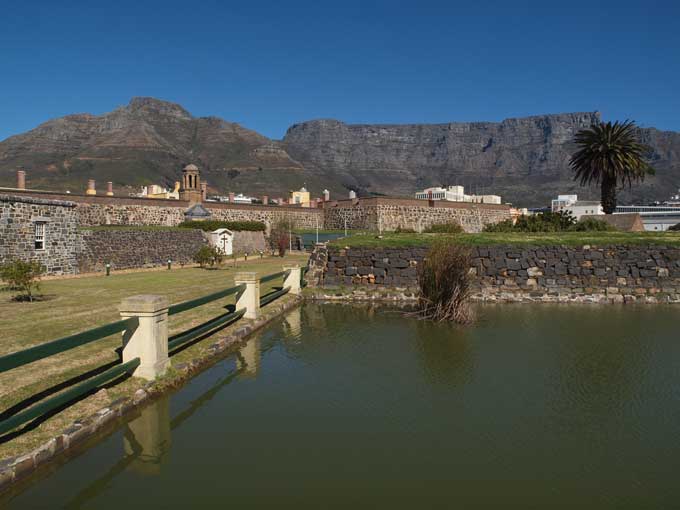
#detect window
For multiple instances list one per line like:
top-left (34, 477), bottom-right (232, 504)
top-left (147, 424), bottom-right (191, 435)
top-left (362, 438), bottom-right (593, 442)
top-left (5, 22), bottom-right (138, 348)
top-left (34, 222), bottom-right (46, 250)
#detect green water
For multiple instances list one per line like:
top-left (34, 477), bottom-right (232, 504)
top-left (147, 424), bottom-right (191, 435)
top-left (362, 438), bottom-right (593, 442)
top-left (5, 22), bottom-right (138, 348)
top-left (3, 304), bottom-right (680, 509)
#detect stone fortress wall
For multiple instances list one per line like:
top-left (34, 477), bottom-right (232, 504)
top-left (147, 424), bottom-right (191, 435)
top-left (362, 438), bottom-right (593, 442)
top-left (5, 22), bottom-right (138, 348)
top-left (0, 194), bottom-right (80, 275)
top-left (323, 198), bottom-right (512, 233)
top-left (313, 244), bottom-right (680, 304)
top-left (78, 228), bottom-right (208, 273)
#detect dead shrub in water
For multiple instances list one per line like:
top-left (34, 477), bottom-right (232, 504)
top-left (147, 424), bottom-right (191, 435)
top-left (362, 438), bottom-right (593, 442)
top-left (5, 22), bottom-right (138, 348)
top-left (412, 241), bottom-right (474, 324)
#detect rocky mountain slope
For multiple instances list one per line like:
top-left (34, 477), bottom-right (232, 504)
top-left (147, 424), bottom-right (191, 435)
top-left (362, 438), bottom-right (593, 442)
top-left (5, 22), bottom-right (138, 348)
top-left (1, 97), bottom-right (679, 206)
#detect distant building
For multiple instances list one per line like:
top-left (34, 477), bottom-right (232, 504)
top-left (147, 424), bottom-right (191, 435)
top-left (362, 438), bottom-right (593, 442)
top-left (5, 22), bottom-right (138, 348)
top-left (137, 182), bottom-right (180, 200)
top-left (551, 194), bottom-right (603, 219)
top-left (415, 185), bottom-right (501, 204)
top-left (615, 205), bottom-right (680, 231)
top-left (290, 187), bottom-right (311, 207)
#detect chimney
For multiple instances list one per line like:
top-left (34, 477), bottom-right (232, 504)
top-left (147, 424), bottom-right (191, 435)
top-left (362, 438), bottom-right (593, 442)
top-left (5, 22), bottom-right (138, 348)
top-left (228, 192), bottom-right (235, 203)
top-left (106, 182), bottom-right (114, 196)
top-left (16, 170), bottom-right (26, 190)
top-left (323, 189), bottom-right (330, 201)
top-left (349, 190), bottom-right (356, 199)
top-left (262, 195), bottom-right (269, 205)
top-left (201, 182), bottom-right (207, 201)
top-left (86, 179), bottom-right (97, 195)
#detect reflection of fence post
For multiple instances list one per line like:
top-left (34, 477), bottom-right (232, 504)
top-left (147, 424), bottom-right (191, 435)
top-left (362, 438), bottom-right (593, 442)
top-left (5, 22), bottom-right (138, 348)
top-left (119, 295), bottom-right (170, 380)
top-left (283, 265), bottom-right (302, 294)
top-left (124, 396), bottom-right (171, 475)
top-left (234, 272), bottom-right (260, 319)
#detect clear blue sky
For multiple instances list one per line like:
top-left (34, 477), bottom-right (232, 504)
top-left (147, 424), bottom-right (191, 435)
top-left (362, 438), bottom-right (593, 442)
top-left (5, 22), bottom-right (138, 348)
top-left (1, 0), bottom-right (679, 141)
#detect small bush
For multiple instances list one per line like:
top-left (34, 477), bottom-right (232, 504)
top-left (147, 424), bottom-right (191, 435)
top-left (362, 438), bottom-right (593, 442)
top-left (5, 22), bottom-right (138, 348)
top-left (193, 245), bottom-right (224, 268)
top-left (394, 226), bottom-right (416, 233)
top-left (484, 211), bottom-right (576, 233)
top-left (569, 217), bottom-right (616, 232)
top-left (0, 260), bottom-right (44, 302)
top-left (411, 241), bottom-right (474, 324)
top-left (668, 223), bottom-right (680, 232)
top-left (424, 222), bottom-right (464, 234)
top-left (179, 220), bottom-right (265, 232)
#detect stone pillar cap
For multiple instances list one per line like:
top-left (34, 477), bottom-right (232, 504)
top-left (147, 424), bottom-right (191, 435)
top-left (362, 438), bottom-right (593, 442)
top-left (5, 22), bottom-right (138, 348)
top-left (119, 294), bottom-right (169, 314)
top-left (234, 272), bottom-right (257, 282)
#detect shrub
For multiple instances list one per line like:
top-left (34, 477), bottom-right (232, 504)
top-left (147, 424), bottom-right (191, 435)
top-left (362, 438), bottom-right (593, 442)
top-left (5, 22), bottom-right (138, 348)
top-left (179, 220), bottom-right (265, 232)
top-left (484, 211), bottom-right (576, 233)
top-left (412, 241), bottom-right (474, 324)
top-left (424, 222), bottom-right (464, 234)
top-left (668, 223), bottom-right (680, 232)
top-left (0, 260), bottom-right (44, 302)
top-left (193, 245), bottom-right (223, 268)
top-left (270, 219), bottom-right (293, 257)
top-left (394, 226), bottom-right (416, 233)
top-left (569, 217), bottom-right (616, 232)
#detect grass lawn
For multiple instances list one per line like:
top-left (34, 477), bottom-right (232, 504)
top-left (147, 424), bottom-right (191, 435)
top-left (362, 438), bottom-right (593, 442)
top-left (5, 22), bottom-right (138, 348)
top-left (0, 252), bottom-right (308, 458)
top-left (329, 231), bottom-right (680, 248)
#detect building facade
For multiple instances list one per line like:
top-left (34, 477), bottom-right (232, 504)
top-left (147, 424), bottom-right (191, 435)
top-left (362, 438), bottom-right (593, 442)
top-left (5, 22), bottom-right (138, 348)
top-left (0, 194), bottom-right (80, 275)
top-left (415, 185), bottom-right (501, 204)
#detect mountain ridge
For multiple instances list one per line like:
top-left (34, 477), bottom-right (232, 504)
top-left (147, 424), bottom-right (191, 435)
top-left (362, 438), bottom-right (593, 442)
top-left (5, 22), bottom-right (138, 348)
top-left (1, 97), bottom-right (679, 206)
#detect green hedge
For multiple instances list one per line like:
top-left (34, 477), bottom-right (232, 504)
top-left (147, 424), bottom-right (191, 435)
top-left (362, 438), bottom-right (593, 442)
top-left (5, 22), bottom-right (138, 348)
top-left (178, 220), bottom-right (266, 232)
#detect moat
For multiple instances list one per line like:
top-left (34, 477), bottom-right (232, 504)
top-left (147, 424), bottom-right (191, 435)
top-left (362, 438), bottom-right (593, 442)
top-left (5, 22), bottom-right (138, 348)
top-left (3, 303), bottom-right (679, 508)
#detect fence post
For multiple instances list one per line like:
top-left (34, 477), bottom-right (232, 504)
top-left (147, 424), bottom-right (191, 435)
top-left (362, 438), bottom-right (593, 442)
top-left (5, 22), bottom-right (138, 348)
top-left (119, 295), bottom-right (170, 380)
top-left (283, 265), bottom-right (302, 295)
top-left (234, 272), bottom-right (260, 319)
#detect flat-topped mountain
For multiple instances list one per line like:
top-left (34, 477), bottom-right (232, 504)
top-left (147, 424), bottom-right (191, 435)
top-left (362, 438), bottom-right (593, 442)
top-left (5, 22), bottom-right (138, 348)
top-left (1, 98), bottom-right (679, 206)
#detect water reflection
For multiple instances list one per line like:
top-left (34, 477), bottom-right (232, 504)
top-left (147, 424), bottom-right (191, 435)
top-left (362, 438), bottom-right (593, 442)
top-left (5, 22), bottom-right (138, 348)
top-left (123, 397), bottom-right (171, 476)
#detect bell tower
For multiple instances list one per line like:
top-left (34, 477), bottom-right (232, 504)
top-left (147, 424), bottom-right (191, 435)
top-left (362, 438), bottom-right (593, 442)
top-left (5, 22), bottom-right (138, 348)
top-left (180, 163), bottom-right (202, 203)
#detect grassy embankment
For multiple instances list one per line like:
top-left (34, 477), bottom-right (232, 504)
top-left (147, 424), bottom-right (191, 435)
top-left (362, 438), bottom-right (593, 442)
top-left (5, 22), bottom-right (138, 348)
top-left (0, 253), bottom-right (308, 458)
top-left (329, 231), bottom-right (680, 248)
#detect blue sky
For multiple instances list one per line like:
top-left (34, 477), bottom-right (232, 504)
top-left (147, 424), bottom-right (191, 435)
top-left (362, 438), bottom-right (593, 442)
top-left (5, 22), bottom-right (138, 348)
top-left (1, 0), bottom-right (679, 141)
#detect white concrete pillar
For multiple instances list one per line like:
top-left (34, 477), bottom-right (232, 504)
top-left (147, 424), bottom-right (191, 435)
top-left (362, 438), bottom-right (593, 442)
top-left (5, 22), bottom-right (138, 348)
top-left (119, 295), bottom-right (170, 380)
top-left (234, 272), bottom-right (260, 319)
top-left (283, 265), bottom-right (302, 295)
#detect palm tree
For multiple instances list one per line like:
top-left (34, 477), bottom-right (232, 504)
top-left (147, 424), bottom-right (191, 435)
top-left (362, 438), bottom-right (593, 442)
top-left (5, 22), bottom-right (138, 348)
top-left (569, 120), bottom-right (654, 214)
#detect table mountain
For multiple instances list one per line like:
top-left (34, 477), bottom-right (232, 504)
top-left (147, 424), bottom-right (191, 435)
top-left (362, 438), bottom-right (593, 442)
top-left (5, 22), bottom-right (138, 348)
top-left (1, 97), bottom-right (679, 206)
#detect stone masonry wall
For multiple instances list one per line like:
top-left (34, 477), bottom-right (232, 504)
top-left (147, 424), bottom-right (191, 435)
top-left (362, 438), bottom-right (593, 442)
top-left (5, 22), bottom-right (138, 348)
top-left (0, 195), bottom-right (80, 275)
top-left (323, 198), bottom-right (512, 233)
top-left (79, 228), bottom-right (208, 272)
top-left (316, 244), bottom-right (680, 303)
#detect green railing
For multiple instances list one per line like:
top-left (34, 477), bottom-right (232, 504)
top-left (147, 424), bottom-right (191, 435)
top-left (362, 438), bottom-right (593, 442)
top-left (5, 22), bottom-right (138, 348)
top-left (0, 267), bottom-right (305, 437)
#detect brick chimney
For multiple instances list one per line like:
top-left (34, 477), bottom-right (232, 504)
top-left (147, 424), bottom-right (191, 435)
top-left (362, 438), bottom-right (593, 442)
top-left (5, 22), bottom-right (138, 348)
top-left (86, 179), bottom-right (97, 195)
top-left (106, 182), bottom-right (114, 196)
top-left (228, 192), bottom-right (235, 203)
top-left (16, 170), bottom-right (26, 190)
top-left (262, 195), bottom-right (269, 205)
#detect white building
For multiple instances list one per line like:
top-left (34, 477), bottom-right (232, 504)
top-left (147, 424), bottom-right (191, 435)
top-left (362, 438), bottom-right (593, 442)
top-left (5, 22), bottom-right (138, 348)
top-left (415, 185), bottom-right (501, 204)
top-left (615, 205), bottom-right (680, 231)
top-left (210, 228), bottom-right (234, 255)
top-left (551, 194), bottom-right (603, 220)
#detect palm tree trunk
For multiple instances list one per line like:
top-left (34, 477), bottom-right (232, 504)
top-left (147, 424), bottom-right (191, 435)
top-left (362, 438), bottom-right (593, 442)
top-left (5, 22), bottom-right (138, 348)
top-left (601, 174), bottom-right (617, 214)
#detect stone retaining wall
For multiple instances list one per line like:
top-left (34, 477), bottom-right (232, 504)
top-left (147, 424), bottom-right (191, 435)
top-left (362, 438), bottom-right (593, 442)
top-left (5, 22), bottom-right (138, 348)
top-left (315, 244), bottom-right (680, 303)
top-left (79, 229), bottom-right (208, 272)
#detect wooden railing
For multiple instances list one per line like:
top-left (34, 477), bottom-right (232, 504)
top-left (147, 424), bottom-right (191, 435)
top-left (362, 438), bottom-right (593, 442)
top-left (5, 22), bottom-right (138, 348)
top-left (0, 265), bottom-right (304, 438)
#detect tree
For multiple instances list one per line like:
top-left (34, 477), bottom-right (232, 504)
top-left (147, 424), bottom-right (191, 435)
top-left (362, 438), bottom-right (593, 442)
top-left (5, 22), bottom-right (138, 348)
top-left (569, 120), bottom-right (654, 214)
top-left (193, 246), bottom-right (223, 268)
top-left (270, 219), bottom-right (293, 257)
top-left (0, 260), bottom-right (44, 302)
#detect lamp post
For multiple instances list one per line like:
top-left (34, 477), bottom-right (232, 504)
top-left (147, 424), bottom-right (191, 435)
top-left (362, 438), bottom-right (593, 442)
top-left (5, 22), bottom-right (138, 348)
top-left (105, 263), bottom-right (111, 276)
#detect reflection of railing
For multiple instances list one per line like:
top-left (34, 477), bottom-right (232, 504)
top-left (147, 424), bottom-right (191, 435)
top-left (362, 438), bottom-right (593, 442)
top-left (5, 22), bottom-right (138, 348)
top-left (0, 265), bottom-right (305, 438)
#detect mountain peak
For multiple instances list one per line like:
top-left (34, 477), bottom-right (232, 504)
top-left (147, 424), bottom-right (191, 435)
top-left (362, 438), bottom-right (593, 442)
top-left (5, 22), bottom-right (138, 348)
top-left (126, 97), bottom-right (192, 120)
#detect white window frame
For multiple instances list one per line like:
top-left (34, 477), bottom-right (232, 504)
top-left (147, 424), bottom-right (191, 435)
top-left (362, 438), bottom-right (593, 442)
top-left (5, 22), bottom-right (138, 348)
top-left (34, 221), bottom-right (46, 251)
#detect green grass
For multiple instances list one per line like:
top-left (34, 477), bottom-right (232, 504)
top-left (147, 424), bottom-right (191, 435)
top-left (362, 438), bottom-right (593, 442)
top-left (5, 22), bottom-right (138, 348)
top-left (0, 253), bottom-right (308, 458)
top-left (329, 231), bottom-right (680, 248)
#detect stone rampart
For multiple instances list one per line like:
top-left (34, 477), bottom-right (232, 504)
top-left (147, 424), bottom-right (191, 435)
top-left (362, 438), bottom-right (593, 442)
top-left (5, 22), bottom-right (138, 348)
top-left (322, 198), bottom-right (511, 233)
top-left (79, 228), bottom-right (208, 272)
top-left (316, 244), bottom-right (680, 303)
